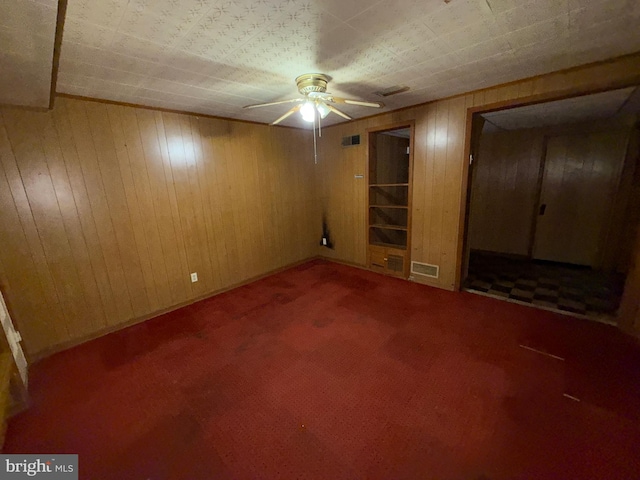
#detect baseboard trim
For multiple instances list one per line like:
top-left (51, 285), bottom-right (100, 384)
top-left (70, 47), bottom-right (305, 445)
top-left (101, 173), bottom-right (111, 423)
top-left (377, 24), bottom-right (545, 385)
top-left (470, 249), bottom-right (530, 261)
top-left (31, 256), bottom-right (319, 363)
top-left (317, 256), bottom-right (368, 271)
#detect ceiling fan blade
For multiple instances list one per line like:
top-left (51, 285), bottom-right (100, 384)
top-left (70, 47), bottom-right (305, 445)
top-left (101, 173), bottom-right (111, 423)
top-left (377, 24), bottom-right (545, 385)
top-left (331, 96), bottom-right (384, 108)
top-left (244, 98), bottom-right (303, 109)
top-left (310, 92), bottom-right (383, 108)
top-left (327, 104), bottom-right (352, 120)
top-left (271, 104), bottom-right (302, 125)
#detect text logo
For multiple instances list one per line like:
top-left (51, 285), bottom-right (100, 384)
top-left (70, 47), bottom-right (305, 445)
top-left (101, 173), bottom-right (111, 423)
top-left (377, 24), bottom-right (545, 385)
top-left (0, 455), bottom-right (77, 479)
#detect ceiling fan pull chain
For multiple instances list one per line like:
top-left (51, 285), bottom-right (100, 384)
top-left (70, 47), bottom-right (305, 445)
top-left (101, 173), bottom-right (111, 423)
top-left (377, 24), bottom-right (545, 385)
top-left (313, 113), bottom-right (318, 164)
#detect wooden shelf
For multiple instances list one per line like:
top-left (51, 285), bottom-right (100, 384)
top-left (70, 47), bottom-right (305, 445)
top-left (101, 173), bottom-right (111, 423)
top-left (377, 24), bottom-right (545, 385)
top-left (370, 205), bottom-right (408, 209)
top-left (370, 241), bottom-right (407, 250)
top-left (370, 224), bottom-right (407, 231)
top-left (369, 183), bottom-right (409, 187)
top-left (367, 125), bottom-right (413, 278)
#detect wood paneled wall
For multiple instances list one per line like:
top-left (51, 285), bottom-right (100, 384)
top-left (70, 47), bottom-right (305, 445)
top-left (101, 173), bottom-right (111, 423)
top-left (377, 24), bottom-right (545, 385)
top-left (610, 126), bottom-right (640, 272)
top-left (0, 97), bottom-right (317, 358)
top-left (316, 53), bottom-right (640, 290)
top-left (468, 129), bottom-right (544, 256)
top-left (371, 134), bottom-right (410, 184)
top-left (534, 130), bottom-right (629, 267)
top-left (3, 54), bottom-right (640, 357)
top-left (317, 101), bottom-right (466, 287)
top-left (619, 228), bottom-right (640, 336)
top-left (468, 119), bottom-right (633, 262)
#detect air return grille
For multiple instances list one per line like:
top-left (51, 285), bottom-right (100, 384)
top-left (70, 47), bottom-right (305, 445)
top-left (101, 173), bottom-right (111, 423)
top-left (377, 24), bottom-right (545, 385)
top-left (387, 254), bottom-right (404, 273)
top-left (341, 134), bottom-right (361, 147)
top-left (374, 85), bottom-right (410, 97)
top-left (411, 261), bottom-right (439, 278)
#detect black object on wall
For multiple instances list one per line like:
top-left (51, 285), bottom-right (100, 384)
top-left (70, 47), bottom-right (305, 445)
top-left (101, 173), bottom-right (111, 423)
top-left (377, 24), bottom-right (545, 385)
top-left (320, 214), bottom-right (334, 249)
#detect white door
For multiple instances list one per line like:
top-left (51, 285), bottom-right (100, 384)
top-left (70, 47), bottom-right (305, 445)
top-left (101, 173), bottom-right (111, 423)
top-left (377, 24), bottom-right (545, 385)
top-left (0, 291), bottom-right (28, 387)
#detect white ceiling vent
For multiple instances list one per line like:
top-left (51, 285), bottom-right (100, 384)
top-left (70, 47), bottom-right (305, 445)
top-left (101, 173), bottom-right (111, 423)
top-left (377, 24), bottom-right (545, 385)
top-left (374, 85), bottom-right (410, 97)
top-left (411, 261), bottom-right (439, 278)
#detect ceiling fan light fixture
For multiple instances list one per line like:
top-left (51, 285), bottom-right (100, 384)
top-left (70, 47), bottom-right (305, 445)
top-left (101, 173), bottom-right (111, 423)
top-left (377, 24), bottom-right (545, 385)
top-left (316, 101), bottom-right (331, 119)
top-left (244, 73), bottom-right (380, 127)
top-left (300, 100), bottom-right (316, 122)
top-left (295, 73), bottom-right (329, 94)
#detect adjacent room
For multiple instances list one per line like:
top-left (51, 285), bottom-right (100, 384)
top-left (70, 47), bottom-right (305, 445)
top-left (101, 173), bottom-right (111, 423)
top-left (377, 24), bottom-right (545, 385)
top-left (464, 87), bottom-right (640, 321)
top-left (1, 0), bottom-right (640, 478)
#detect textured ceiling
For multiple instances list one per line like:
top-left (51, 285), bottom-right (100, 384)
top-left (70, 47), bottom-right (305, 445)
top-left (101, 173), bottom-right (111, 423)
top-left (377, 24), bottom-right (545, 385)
top-left (56, 0), bottom-right (640, 127)
top-left (382, 128), bottom-right (411, 138)
top-left (482, 87), bottom-right (639, 131)
top-left (0, 0), bottom-right (58, 108)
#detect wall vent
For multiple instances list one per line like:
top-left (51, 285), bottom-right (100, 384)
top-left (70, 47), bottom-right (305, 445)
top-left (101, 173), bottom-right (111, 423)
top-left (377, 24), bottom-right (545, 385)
top-left (411, 261), bottom-right (439, 278)
top-left (341, 134), bottom-right (361, 147)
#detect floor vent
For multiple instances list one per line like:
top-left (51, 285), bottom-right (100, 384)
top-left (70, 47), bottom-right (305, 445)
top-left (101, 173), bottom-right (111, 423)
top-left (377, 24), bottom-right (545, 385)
top-left (411, 261), bottom-right (439, 278)
top-left (341, 134), bottom-right (361, 147)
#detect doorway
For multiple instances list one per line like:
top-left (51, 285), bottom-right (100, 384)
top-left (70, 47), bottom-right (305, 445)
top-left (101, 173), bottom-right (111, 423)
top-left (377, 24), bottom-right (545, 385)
top-left (461, 87), bottom-right (640, 322)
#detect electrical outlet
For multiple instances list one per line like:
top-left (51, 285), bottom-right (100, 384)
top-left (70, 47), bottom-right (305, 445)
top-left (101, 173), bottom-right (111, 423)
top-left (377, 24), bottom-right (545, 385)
top-left (322, 237), bottom-right (327, 246)
top-left (190, 272), bottom-right (198, 283)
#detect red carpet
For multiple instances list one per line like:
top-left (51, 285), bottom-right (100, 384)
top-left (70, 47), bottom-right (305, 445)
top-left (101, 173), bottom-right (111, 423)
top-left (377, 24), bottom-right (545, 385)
top-left (6, 260), bottom-right (640, 479)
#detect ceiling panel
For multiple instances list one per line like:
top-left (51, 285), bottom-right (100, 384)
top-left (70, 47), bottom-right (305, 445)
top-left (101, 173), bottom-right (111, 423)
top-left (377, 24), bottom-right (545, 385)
top-left (481, 87), bottom-right (637, 131)
top-left (48, 0), bottom-right (640, 126)
top-left (0, 0), bottom-right (59, 108)
top-left (495, 0), bottom-right (568, 32)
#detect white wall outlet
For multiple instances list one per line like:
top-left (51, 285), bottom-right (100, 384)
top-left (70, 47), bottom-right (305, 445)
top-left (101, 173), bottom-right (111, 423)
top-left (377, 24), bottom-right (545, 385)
top-left (322, 237), bottom-right (327, 246)
top-left (190, 272), bottom-right (198, 283)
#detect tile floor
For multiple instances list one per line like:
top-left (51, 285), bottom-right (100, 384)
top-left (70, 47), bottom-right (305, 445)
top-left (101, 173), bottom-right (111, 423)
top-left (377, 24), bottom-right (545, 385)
top-left (464, 251), bottom-right (626, 320)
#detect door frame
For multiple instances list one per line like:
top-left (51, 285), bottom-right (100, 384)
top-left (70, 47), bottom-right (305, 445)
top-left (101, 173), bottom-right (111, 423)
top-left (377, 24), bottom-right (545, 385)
top-left (0, 291), bottom-right (27, 386)
top-left (456, 87), bottom-right (640, 336)
top-left (527, 135), bottom-right (549, 258)
top-left (366, 120), bottom-right (415, 279)
top-left (456, 87), bottom-right (640, 289)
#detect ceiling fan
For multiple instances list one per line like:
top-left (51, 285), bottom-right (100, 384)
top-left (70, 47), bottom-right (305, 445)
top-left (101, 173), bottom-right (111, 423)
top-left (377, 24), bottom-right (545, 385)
top-left (243, 73), bottom-right (384, 125)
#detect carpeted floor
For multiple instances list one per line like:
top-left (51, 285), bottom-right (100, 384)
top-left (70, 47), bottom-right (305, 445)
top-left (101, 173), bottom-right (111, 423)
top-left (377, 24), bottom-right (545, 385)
top-left (5, 260), bottom-right (640, 479)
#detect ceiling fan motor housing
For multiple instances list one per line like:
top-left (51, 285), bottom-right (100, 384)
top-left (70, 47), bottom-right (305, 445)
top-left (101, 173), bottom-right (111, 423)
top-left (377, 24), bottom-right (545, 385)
top-left (296, 73), bottom-right (329, 94)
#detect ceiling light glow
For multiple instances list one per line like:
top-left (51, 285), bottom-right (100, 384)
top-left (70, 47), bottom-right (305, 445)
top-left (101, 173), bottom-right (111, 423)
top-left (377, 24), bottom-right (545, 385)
top-left (300, 101), bottom-right (315, 122)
